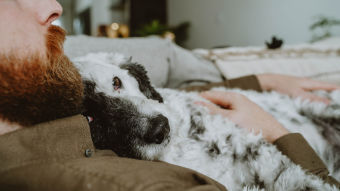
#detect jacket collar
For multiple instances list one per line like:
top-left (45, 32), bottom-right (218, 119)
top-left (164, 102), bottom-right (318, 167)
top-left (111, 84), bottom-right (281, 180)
top-left (0, 115), bottom-right (95, 172)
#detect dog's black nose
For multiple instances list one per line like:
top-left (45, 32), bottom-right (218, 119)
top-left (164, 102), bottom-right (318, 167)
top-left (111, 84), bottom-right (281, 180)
top-left (144, 114), bottom-right (170, 144)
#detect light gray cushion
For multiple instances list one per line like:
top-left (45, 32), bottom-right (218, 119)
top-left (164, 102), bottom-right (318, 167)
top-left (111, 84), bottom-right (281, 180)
top-left (64, 36), bottom-right (223, 88)
top-left (65, 36), bottom-right (172, 87)
top-left (167, 44), bottom-right (223, 88)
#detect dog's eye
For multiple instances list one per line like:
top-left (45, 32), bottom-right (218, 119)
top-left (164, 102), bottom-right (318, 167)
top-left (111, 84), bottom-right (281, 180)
top-left (113, 77), bottom-right (122, 90)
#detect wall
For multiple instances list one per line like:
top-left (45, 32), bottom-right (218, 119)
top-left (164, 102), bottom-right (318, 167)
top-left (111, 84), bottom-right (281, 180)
top-left (57, 0), bottom-right (75, 34)
top-left (75, 0), bottom-right (125, 35)
top-left (75, 0), bottom-right (92, 13)
top-left (168, 0), bottom-right (340, 49)
top-left (90, 0), bottom-right (113, 35)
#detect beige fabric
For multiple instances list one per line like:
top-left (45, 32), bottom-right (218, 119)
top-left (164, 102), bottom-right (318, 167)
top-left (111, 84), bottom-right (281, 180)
top-left (194, 43), bottom-right (340, 85)
top-left (310, 71), bottom-right (340, 86)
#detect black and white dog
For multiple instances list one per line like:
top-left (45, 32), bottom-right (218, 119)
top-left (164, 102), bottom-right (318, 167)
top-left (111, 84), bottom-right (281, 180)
top-left (74, 53), bottom-right (340, 191)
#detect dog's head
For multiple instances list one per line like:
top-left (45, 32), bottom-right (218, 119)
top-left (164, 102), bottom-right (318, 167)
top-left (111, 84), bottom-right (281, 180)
top-left (74, 53), bottom-right (170, 159)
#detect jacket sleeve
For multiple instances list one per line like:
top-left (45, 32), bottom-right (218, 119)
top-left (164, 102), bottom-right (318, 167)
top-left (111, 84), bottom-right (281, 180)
top-left (182, 75), bottom-right (262, 92)
top-left (85, 154), bottom-right (229, 191)
top-left (274, 133), bottom-right (340, 188)
top-left (102, 156), bottom-right (229, 191)
top-left (0, 150), bottom-right (228, 191)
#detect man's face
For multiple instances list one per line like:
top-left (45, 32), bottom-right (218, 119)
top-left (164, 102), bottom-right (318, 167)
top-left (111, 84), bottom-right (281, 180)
top-left (0, 0), bottom-right (84, 126)
top-left (0, 0), bottom-right (62, 57)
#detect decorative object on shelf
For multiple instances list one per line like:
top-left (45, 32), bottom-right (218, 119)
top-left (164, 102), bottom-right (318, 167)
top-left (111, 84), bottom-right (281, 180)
top-left (266, 36), bottom-right (284, 49)
top-left (135, 20), bottom-right (168, 37)
top-left (310, 16), bottom-right (340, 42)
top-left (97, 23), bottom-right (130, 38)
top-left (162, 31), bottom-right (176, 41)
top-left (172, 22), bottom-right (190, 47)
top-left (135, 20), bottom-right (190, 46)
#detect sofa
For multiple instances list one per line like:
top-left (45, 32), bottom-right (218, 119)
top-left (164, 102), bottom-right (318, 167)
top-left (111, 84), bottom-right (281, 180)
top-left (64, 36), bottom-right (223, 89)
top-left (64, 36), bottom-right (340, 88)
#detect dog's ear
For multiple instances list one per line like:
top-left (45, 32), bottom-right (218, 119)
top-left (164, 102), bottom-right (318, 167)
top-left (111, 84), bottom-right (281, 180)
top-left (120, 63), bottom-right (163, 103)
top-left (83, 80), bottom-right (96, 95)
top-left (82, 80), bottom-right (100, 113)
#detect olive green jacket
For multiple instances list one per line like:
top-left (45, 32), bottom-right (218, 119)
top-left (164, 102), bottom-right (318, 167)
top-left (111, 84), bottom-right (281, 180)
top-left (0, 76), bottom-right (339, 191)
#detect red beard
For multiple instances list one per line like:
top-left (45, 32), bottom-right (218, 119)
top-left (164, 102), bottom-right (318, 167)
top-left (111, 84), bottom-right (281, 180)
top-left (0, 26), bottom-right (83, 126)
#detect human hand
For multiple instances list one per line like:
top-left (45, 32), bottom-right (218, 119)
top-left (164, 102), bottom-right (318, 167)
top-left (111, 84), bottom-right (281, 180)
top-left (198, 91), bottom-right (289, 143)
top-left (257, 74), bottom-right (340, 104)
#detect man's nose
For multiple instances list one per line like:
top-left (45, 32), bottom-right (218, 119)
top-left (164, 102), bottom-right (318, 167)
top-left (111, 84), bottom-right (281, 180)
top-left (35, 0), bottom-right (63, 25)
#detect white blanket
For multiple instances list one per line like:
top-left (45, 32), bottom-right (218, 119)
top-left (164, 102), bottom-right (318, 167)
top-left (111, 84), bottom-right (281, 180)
top-left (194, 39), bottom-right (340, 85)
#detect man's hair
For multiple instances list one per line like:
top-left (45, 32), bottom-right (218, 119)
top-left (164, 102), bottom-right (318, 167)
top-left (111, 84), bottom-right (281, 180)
top-left (0, 26), bottom-right (83, 126)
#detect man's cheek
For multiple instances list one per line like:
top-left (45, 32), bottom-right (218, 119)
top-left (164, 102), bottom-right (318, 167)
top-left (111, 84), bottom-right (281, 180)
top-left (0, 7), bottom-right (46, 58)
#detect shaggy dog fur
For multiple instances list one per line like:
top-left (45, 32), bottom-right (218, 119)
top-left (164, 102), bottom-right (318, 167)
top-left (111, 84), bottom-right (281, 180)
top-left (74, 52), bottom-right (340, 191)
top-left (0, 26), bottom-right (83, 126)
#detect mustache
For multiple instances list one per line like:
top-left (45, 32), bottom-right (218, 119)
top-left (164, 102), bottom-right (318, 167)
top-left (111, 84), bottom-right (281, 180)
top-left (46, 25), bottom-right (67, 58)
top-left (0, 25), bottom-right (83, 126)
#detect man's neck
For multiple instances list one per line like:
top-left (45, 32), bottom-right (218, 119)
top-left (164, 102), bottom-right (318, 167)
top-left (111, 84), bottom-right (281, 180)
top-left (0, 119), bottom-right (22, 135)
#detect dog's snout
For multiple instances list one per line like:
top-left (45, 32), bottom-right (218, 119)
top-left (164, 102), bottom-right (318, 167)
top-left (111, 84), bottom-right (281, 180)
top-left (144, 114), bottom-right (170, 144)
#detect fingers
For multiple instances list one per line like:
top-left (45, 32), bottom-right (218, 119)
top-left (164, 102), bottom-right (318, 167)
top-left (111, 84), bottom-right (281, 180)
top-left (200, 91), bottom-right (231, 107)
top-left (195, 101), bottom-right (230, 116)
top-left (297, 91), bottom-right (331, 104)
top-left (302, 80), bottom-right (340, 91)
top-left (200, 91), bottom-right (243, 109)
